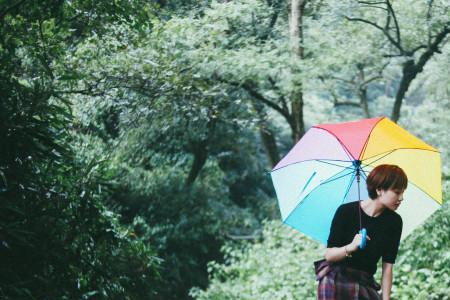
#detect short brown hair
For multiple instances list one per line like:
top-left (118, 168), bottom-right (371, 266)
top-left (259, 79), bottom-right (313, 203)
top-left (366, 164), bottom-right (408, 199)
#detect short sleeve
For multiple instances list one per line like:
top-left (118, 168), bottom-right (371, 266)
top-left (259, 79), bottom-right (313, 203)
top-left (382, 216), bottom-right (403, 264)
top-left (327, 205), bottom-right (347, 248)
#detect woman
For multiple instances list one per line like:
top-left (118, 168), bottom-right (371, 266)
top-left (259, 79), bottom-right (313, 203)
top-left (315, 164), bottom-right (407, 300)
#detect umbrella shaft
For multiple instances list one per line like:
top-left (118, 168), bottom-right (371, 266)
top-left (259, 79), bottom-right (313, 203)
top-left (357, 166), bottom-right (362, 231)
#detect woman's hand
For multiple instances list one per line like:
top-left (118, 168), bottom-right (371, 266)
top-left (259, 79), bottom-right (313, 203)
top-left (347, 232), bottom-right (371, 252)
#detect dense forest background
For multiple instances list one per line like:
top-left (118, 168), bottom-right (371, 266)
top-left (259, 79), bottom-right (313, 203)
top-left (1, 0), bottom-right (449, 299)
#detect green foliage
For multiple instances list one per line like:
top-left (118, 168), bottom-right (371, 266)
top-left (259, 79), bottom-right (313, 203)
top-left (393, 199), bottom-right (450, 299)
top-left (0, 1), bottom-right (161, 299)
top-left (71, 98), bottom-right (272, 299)
top-left (60, 1), bottom-right (290, 296)
top-left (0, 77), bottom-right (160, 299)
top-left (191, 220), bottom-right (324, 299)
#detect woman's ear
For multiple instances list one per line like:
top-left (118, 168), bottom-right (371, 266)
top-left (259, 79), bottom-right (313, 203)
top-left (376, 188), bottom-right (382, 197)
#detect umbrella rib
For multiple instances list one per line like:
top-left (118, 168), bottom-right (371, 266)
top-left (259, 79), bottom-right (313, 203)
top-left (301, 171), bottom-right (317, 194)
top-left (271, 159), bottom-right (352, 173)
top-left (358, 116), bottom-right (386, 160)
top-left (290, 171), bottom-right (318, 202)
top-left (362, 147), bottom-right (440, 163)
top-left (406, 180), bottom-right (442, 206)
top-left (320, 169), bottom-right (356, 185)
top-left (362, 162), bottom-right (442, 206)
top-left (312, 127), bottom-right (355, 161)
top-left (316, 159), bottom-right (355, 170)
top-left (282, 168), bottom-right (356, 223)
top-left (295, 168), bottom-right (355, 202)
top-left (361, 150), bottom-right (396, 166)
top-left (341, 170), bottom-right (358, 203)
top-left (361, 151), bottom-right (442, 203)
top-left (359, 165), bottom-right (369, 180)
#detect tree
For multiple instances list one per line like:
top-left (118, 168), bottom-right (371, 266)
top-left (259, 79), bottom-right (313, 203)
top-left (345, 0), bottom-right (450, 122)
top-left (305, 1), bottom-right (389, 118)
top-left (288, 0), bottom-right (306, 141)
top-left (0, 1), bottom-right (161, 298)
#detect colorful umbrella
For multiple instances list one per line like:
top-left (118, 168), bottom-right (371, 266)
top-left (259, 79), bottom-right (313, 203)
top-left (271, 116), bottom-right (442, 245)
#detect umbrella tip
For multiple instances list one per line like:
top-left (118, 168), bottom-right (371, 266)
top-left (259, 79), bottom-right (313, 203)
top-left (353, 160), bottom-right (362, 167)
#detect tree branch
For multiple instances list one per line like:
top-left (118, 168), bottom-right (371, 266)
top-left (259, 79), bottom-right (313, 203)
top-left (361, 75), bottom-right (381, 87)
top-left (358, 1), bottom-right (385, 4)
top-left (410, 44), bottom-right (428, 54)
top-left (426, 0), bottom-right (435, 46)
top-left (0, 0), bottom-right (27, 22)
top-left (334, 101), bottom-right (361, 108)
top-left (242, 81), bottom-right (290, 120)
top-left (415, 25), bottom-right (450, 71)
top-left (226, 231), bottom-right (261, 241)
top-left (361, 61), bottom-right (389, 86)
top-left (345, 16), bottom-right (404, 54)
top-left (258, 1), bottom-right (282, 41)
top-left (300, 0), bottom-right (308, 11)
top-left (358, 4), bottom-right (388, 11)
top-left (386, 0), bottom-right (401, 48)
top-left (268, 76), bottom-right (289, 113)
top-left (330, 75), bottom-right (355, 85)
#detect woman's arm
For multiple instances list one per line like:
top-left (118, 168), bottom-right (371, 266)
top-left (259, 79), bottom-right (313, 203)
top-left (325, 245), bottom-right (351, 262)
top-left (381, 262), bottom-right (394, 300)
top-left (325, 233), bottom-right (370, 262)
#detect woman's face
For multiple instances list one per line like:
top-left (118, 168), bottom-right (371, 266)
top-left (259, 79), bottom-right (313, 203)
top-left (377, 188), bottom-right (404, 211)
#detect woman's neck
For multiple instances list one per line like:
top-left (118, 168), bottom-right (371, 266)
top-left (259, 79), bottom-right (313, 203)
top-left (361, 199), bottom-right (385, 217)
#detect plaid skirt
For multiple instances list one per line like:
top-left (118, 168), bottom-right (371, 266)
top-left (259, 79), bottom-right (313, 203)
top-left (314, 259), bottom-right (381, 300)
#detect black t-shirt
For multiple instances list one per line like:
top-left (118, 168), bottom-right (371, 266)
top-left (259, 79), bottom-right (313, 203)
top-left (327, 201), bottom-right (402, 275)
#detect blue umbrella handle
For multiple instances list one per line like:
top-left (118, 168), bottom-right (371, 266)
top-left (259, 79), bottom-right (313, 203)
top-left (359, 228), bottom-right (367, 249)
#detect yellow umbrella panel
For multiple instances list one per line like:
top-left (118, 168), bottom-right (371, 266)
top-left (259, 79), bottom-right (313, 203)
top-left (361, 118), bottom-right (442, 240)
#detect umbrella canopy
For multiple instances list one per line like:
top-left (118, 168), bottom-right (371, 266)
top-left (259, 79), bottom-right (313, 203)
top-left (271, 116), bottom-right (442, 245)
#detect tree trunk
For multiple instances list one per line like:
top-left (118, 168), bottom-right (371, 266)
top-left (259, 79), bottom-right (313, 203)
top-left (252, 100), bottom-right (280, 167)
top-left (358, 86), bottom-right (370, 118)
top-left (391, 26), bottom-right (449, 122)
top-left (289, 0), bottom-right (305, 142)
top-left (290, 0), bottom-right (302, 57)
top-left (290, 93), bottom-right (304, 142)
top-left (185, 140), bottom-right (208, 187)
top-left (356, 64), bottom-right (370, 118)
top-left (184, 118), bottom-right (216, 187)
top-left (260, 127), bottom-right (280, 168)
top-left (391, 59), bottom-right (415, 122)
